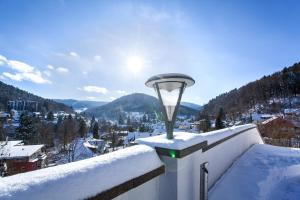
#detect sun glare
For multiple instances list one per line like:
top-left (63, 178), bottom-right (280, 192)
top-left (126, 55), bottom-right (145, 75)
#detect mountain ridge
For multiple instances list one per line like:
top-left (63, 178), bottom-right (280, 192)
top-left (84, 93), bottom-right (199, 119)
top-left (201, 62), bottom-right (300, 117)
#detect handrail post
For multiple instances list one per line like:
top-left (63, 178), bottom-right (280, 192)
top-left (200, 162), bottom-right (209, 200)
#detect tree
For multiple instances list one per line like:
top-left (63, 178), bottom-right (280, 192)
top-left (215, 108), bottom-right (225, 130)
top-left (127, 116), bottom-right (131, 125)
top-left (118, 114), bottom-right (124, 125)
top-left (198, 112), bottom-right (211, 132)
top-left (57, 116), bottom-right (78, 151)
top-left (36, 121), bottom-right (54, 146)
top-left (0, 122), bottom-right (5, 141)
top-left (15, 112), bottom-right (37, 144)
top-left (142, 114), bottom-right (147, 123)
top-left (139, 124), bottom-right (146, 132)
top-left (78, 118), bottom-right (87, 138)
top-left (46, 111), bottom-right (54, 121)
top-left (92, 122), bottom-right (99, 139)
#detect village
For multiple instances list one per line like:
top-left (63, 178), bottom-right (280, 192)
top-left (1, 98), bottom-right (300, 177)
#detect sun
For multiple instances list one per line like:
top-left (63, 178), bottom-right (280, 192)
top-left (126, 55), bottom-right (145, 75)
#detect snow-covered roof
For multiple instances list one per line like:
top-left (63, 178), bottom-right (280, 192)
top-left (0, 140), bottom-right (22, 147)
top-left (284, 108), bottom-right (300, 114)
top-left (261, 116), bottom-right (279, 125)
top-left (136, 124), bottom-right (255, 150)
top-left (0, 145), bottom-right (163, 200)
top-left (209, 144), bottom-right (300, 200)
top-left (0, 141), bottom-right (43, 159)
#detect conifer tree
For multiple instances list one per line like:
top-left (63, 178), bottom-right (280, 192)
top-left (16, 112), bottom-right (37, 144)
top-left (90, 115), bottom-right (95, 131)
top-left (92, 122), bottom-right (99, 139)
top-left (215, 108), bottom-right (225, 130)
top-left (78, 118), bottom-right (87, 138)
top-left (47, 111), bottom-right (54, 121)
top-left (0, 122), bottom-right (5, 141)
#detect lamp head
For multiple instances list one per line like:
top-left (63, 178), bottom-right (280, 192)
top-left (145, 73), bottom-right (195, 139)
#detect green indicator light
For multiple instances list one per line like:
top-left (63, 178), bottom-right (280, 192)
top-left (169, 150), bottom-right (176, 158)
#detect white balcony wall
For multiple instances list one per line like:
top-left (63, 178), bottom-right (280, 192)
top-left (0, 124), bottom-right (263, 200)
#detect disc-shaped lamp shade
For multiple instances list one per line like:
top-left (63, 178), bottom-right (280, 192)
top-left (145, 73), bottom-right (195, 139)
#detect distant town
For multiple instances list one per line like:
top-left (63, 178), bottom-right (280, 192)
top-left (1, 92), bottom-right (300, 177)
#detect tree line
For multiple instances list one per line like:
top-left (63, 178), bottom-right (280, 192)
top-left (0, 80), bottom-right (73, 112)
top-left (15, 112), bottom-right (87, 151)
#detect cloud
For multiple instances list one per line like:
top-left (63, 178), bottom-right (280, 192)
top-left (43, 70), bottom-right (51, 77)
top-left (46, 64), bottom-right (69, 74)
top-left (2, 72), bottom-right (22, 81)
top-left (56, 67), bottom-right (69, 73)
top-left (94, 55), bottom-right (102, 62)
top-left (110, 96), bottom-right (116, 101)
top-left (83, 85), bottom-right (108, 94)
top-left (7, 60), bottom-right (34, 73)
top-left (0, 55), bottom-right (8, 66)
top-left (2, 71), bottom-right (51, 84)
top-left (0, 54), bottom-right (51, 84)
top-left (70, 52), bottom-right (79, 57)
top-left (47, 65), bottom-right (54, 70)
top-left (117, 90), bottom-right (126, 95)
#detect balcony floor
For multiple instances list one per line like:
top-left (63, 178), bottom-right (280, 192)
top-left (209, 144), bottom-right (300, 200)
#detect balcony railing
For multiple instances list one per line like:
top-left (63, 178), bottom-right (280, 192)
top-left (0, 124), bottom-right (262, 200)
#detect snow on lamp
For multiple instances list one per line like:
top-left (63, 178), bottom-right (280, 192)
top-left (145, 73), bottom-right (195, 139)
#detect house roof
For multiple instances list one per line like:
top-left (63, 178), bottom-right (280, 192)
top-left (0, 141), bottom-right (44, 159)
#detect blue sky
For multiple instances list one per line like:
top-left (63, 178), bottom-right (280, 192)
top-left (0, 0), bottom-right (300, 104)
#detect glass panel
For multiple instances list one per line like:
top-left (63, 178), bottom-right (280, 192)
top-left (157, 82), bottom-right (182, 121)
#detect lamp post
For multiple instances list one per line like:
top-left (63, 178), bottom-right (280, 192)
top-left (145, 73), bottom-right (195, 139)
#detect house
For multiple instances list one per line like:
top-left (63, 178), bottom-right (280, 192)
top-left (84, 138), bottom-right (106, 154)
top-left (258, 116), bottom-right (300, 139)
top-left (0, 140), bottom-right (47, 176)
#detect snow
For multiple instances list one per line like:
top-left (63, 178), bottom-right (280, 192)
top-left (124, 131), bottom-right (162, 145)
top-left (72, 139), bottom-right (94, 161)
top-left (0, 141), bottom-right (43, 159)
top-left (0, 144), bottom-right (163, 200)
top-left (136, 124), bottom-right (256, 150)
top-left (3, 145), bottom-right (44, 158)
top-left (209, 144), bottom-right (300, 200)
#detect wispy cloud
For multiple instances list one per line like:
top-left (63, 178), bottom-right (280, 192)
top-left (56, 67), bottom-right (69, 74)
top-left (2, 71), bottom-right (51, 84)
top-left (8, 60), bottom-right (34, 73)
top-left (46, 64), bottom-right (69, 74)
top-left (0, 54), bottom-right (51, 84)
top-left (43, 70), bottom-right (51, 77)
top-left (0, 55), bottom-right (8, 66)
top-left (47, 65), bottom-right (54, 70)
top-left (94, 55), bottom-right (102, 62)
top-left (69, 51), bottom-right (79, 57)
top-left (83, 85), bottom-right (108, 94)
top-left (117, 90), bottom-right (126, 95)
top-left (110, 96), bottom-right (116, 101)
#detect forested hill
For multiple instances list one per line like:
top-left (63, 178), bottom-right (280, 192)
top-left (201, 62), bottom-right (300, 116)
top-left (0, 81), bottom-right (73, 113)
top-left (85, 93), bottom-right (199, 119)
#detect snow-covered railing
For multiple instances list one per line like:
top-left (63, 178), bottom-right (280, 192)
top-left (0, 145), bottom-right (164, 200)
top-left (137, 124), bottom-right (263, 200)
top-left (0, 124), bottom-right (263, 200)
